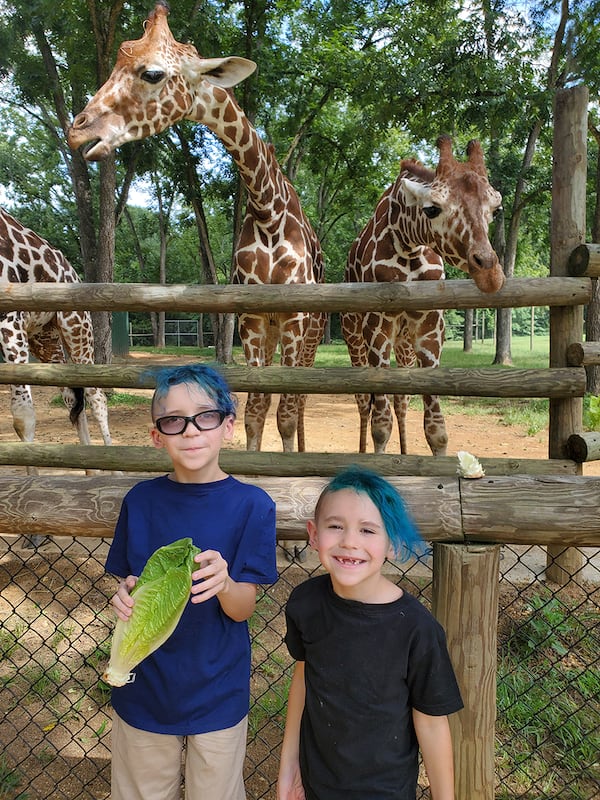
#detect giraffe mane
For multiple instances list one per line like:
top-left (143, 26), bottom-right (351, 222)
top-left (400, 158), bottom-right (435, 184)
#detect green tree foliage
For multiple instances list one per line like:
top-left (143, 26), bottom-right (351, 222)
top-left (0, 0), bottom-right (595, 359)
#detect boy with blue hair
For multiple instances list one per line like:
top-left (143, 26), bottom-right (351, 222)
top-left (107, 363), bottom-right (277, 800)
top-left (278, 466), bottom-right (463, 800)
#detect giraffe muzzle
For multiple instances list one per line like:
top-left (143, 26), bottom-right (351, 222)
top-left (469, 251), bottom-right (505, 294)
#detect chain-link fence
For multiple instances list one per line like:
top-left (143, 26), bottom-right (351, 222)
top-left (1, 534), bottom-right (598, 799)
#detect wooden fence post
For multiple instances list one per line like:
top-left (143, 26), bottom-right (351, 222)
top-left (547, 85), bottom-right (588, 584)
top-left (432, 542), bottom-right (500, 800)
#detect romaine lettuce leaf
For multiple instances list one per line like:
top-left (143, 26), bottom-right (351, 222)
top-left (103, 537), bottom-right (201, 687)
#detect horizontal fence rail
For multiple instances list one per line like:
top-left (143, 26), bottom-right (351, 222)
top-left (0, 276), bottom-right (592, 312)
top-left (0, 363), bottom-right (588, 398)
top-left (0, 443), bottom-right (580, 477)
top-left (0, 474), bottom-right (599, 546)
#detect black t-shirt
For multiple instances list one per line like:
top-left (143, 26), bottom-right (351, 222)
top-left (285, 574), bottom-right (464, 800)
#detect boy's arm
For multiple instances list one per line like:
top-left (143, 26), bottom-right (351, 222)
top-left (413, 709), bottom-right (455, 800)
top-left (277, 661), bottom-right (306, 800)
top-left (190, 549), bottom-right (257, 621)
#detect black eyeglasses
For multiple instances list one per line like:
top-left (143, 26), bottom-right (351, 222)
top-left (154, 409), bottom-right (227, 435)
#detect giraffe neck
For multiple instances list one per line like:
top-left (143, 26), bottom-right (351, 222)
top-left (0, 209), bottom-right (79, 284)
top-left (190, 87), bottom-right (288, 220)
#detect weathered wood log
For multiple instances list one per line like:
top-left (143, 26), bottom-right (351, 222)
top-left (0, 363), bottom-right (587, 398)
top-left (0, 277), bottom-right (591, 313)
top-left (460, 474), bottom-right (600, 546)
top-left (566, 341), bottom-right (600, 366)
top-left (547, 86), bottom-right (588, 583)
top-left (0, 475), bottom-right (462, 542)
top-left (567, 431), bottom-right (600, 463)
top-left (0, 474), bottom-right (598, 546)
top-left (567, 243), bottom-right (600, 278)
top-left (434, 543), bottom-right (500, 800)
top-left (0, 442), bottom-right (579, 476)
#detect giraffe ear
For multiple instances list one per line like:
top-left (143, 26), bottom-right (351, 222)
top-left (400, 177), bottom-right (432, 208)
top-left (187, 56), bottom-right (257, 88)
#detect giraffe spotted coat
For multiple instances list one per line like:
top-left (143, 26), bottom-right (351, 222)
top-left (0, 208), bottom-right (112, 452)
top-left (341, 136), bottom-right (504, 455)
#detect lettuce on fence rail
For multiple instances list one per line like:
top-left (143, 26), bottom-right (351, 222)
top-left (103, 537), bottom-right (201, 687)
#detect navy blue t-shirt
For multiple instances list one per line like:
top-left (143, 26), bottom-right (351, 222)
top-left (285, 575), bottom-right (463, 800)
top-left (105, 474), bottom-right (277, 735)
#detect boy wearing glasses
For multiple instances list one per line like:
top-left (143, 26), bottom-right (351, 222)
top-left (106, 364), bottom-right (277, 800)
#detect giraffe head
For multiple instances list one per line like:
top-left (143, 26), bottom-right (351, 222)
top-left (401, 135), bottom-right (504, 294)
top-left (68, 2), bottom-right (256, 161)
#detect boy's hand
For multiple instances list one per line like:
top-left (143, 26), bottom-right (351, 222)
top-left (111, 575), bottom-right (138, 621)
top-left (190, 549), bottom-right (230, 603)
top-left (277, 765), bottom-right (306, 800)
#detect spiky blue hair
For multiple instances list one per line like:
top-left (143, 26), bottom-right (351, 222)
top-left (316, 466), bottom-right (427, 562)
top-left (148, 363), bottom-right (237, 419)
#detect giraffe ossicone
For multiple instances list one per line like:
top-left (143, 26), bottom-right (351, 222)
top-left (342, 135), bottom-right (504, 456)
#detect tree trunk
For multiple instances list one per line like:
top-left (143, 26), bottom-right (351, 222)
top-left (91, 158), bottom-right (116, 364)
top-left (463, 309), bottom-right (474, 352)
top-left (156, 187), bottom-right (167, 348)
top-left (216, 314), bottom-right (236, 363)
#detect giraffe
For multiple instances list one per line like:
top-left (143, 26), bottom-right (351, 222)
top-left (0, 208), bottom-right (113, 456)
top-left (341, 135), bottom-right (504, 456)
top-left (67, 1), bottom-right (325, 560)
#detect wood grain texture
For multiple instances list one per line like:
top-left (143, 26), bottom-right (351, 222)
top-left (1, 474), bottom-right (599, 545)
top-left (433, 543), bottom-right (500, 800)
top-left (0, 276), bottom-right (591, 312)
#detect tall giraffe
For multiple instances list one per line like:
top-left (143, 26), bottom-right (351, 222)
top-left (341, 136), bottom-right (504, 456)
top-left (0, 208), bottom-right (113, 453)
top-left (68, 1), bottom-right (326, 460)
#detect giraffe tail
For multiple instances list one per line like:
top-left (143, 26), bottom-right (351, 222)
top-left (69, 388), bottom-right (86, 425)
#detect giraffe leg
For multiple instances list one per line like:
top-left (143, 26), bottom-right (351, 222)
top-left (370, 394), bottom-right (394, 453)
top-left (60, 387), bottom-right (92, 446)
top-left (276, 394), bottom-right (300, 453)
top-left (1, 322), bottom-right (47, 548)
top-left (364, 313), bottom-right (394, 453)
top-left (355, 393), bottom-right (372, 453)
top-left (422, 394), bottom-right (448, 456)
top-left (85, 387), bottom-right (113, 446)
top-left (413, 310), bottom-right (447, 456)
top-left (51, 311), bottom-right (117, 472)
top-left (11, 384), bottom-right (48, 548)
top-left (245, 392), bottom-right (272, 451)
top-left (276, 313), bottom-right (313, 453)
top-left (297, 311), bottom-right (327, 454)
top-left (340, 311), bottom-right (371, 452)
top-left (10, 384), bottom-right (37, 446)
top-left (392, 394), bottom-right (411, 454)
top-left (296, 394), bottom-right (307, 453)
top-left (239, 315), bottom-right (273, 452)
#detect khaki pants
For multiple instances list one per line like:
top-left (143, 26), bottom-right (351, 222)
top-left (111, 711), bottom-right (248, 800)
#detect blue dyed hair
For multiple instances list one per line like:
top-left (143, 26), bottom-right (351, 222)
top-left (315, 466), bottom-right (427, 562)
top-left (148, 364), bottom-right (237, 420)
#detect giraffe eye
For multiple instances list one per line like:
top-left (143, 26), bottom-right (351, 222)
top-left (422, 205), bottom-right (442, 219)
top-left (141, 69), bottom-right (165, 84)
